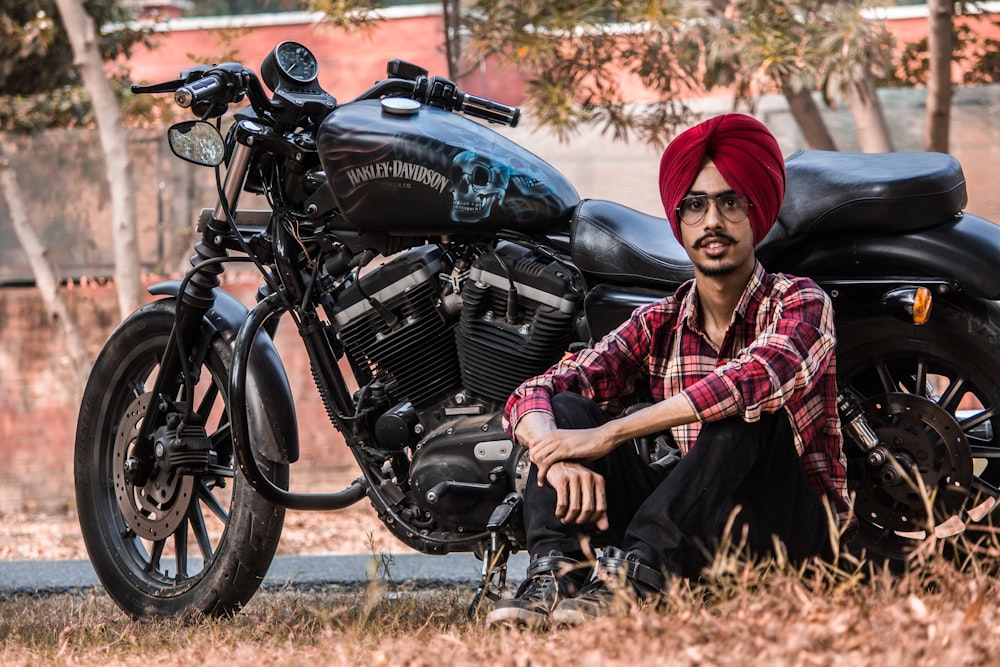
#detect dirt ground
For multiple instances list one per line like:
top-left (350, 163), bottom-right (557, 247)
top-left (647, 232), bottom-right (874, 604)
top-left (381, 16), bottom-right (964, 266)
top-left (0, 490), bottom-right (409, 561)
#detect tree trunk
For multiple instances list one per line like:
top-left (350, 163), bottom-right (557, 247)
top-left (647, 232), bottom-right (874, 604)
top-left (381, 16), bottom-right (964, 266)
top-left (53, 0), bottom-right (143, 319)
top-left (925, 0), bottom-right (953, 153)
top-left (442, 0), bottom-right (461, 80)
top-left (780, 77), bottom-right (837, 151)
top-left (847, 76), bottom-right (894, 153)
top-left (0, 139), bottom-right (91, 393)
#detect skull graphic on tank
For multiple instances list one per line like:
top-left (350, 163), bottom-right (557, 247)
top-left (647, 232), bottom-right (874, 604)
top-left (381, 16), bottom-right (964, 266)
top-left (449, 151), bottom-right (511, 222)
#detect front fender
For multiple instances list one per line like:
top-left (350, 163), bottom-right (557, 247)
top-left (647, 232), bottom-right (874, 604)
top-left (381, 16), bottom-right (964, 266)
top-left (149, 281), bottom-right (299, 464)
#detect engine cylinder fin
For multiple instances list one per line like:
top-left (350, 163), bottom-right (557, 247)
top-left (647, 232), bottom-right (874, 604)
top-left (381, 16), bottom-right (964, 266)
top-left (457, 278), bottom-right (577, 403)
top-left (340, 277), bottom-right (462, 408)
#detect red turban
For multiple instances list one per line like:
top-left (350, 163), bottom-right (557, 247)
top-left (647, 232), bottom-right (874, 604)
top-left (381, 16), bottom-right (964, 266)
top-left (658, 114), bottom-right (785, 245)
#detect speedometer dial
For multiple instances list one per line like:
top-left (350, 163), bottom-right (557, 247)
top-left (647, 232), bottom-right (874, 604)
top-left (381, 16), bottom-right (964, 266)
top-left (274, 41), bottom-right (318, 84)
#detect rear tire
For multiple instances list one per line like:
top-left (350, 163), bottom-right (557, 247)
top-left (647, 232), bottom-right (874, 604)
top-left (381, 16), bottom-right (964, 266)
top-left (837, 298), bottom-right (1000, 563)
top-left (75, 299), bottom-right (288, 618)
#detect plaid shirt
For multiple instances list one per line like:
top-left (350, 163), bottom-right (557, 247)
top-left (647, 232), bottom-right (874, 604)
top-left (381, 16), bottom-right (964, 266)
top-left (505, 260), bottom-right (850, 520)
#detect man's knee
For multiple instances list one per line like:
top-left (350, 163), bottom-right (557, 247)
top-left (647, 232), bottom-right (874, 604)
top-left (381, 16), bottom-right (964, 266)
top-left (550, 392), bottom-right (608, 429)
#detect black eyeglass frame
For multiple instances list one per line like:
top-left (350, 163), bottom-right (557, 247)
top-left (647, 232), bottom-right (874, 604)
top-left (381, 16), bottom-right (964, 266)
top-left (675, 192), bottom-right (754, 226)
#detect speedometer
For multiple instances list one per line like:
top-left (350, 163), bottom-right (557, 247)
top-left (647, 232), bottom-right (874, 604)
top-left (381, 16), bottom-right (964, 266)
top-left (273, 41), bottom-right (318, 84)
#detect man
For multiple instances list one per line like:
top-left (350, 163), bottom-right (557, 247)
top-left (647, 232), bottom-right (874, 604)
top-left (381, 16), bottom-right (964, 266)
top-left (487, 114), bottom-right (850, 628)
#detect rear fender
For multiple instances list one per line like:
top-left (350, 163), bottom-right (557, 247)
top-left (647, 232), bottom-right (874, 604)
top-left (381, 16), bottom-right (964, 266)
top-left (760, 213), bottom-right (1000, 301)
top-left (148, 281), bottom-right (299, 464)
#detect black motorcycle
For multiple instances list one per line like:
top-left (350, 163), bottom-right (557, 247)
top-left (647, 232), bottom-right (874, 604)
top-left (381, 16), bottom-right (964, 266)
top-left (75, 40), bottom-right (1000, 619)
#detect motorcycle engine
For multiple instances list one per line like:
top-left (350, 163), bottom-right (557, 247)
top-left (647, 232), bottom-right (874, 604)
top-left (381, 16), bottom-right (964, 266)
top-left (330, 241), bottom-right (583, 531)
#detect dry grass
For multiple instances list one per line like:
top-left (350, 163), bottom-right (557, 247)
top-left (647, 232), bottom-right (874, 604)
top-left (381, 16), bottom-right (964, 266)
top-left (3, 537), bottom-right (1000, 667)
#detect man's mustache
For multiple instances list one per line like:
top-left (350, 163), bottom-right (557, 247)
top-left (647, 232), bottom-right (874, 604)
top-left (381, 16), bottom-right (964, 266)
top-left (694, 232), bottom-right (739, 248)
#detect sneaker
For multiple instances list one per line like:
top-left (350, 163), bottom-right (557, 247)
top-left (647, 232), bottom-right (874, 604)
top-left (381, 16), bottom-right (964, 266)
top-left (486, 555), bottom-right (587, 628)
top-left (551, 548), bottom-right (664, 626)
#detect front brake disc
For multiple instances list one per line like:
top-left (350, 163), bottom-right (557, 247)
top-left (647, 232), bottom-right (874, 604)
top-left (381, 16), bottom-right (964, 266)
top-left (113, 393), bottom-right (195, 541)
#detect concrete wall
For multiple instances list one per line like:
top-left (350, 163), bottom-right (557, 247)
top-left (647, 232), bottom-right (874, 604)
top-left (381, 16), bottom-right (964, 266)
top-left (0, 129), bottom-right (217, 284)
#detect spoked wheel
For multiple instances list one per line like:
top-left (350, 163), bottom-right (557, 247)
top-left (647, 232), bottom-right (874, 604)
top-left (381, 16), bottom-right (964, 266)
top-left (75, 299), bottom-right (288, 618)
top-left (837, 299), bottom-right (1000, 564)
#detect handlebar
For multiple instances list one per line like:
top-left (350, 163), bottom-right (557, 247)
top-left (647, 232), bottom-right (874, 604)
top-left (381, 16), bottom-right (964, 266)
top-left (459, 93), bottom-right (520, 127)
top-left (356, 65), bottom-right (521, 127)
top-left (133, 53), bottom-right (521, 128)
top-left (175, 74), bottom-right (225, 108)
top-left (412, 73), bottom-right (520, 127)
top-left (132, 63), bottom-right (262, 119)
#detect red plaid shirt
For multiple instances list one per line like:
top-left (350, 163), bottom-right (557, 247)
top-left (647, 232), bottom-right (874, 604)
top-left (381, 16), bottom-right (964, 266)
top-left (505, 260), bottom-right (850, 520)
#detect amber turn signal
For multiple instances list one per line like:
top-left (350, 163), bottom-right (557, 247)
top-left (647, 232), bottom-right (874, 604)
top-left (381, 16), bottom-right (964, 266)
top-left (881, 286), bottom-right (933, 325)
top-left (912, 286), bottom-right (932, 324)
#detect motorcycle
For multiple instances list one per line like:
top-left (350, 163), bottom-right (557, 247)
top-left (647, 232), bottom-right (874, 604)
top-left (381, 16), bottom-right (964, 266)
top-left (75, 40), bottom-right (1000, 620)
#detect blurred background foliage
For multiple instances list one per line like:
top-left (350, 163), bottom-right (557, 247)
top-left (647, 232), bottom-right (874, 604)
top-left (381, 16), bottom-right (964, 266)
top-left (0, 1), bottom-right (151, 132)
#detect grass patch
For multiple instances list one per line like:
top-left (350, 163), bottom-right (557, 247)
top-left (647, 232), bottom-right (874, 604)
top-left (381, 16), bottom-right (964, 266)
top-left (5, 516), bottom-right (1000, 665)
top-left (0, 586), bottom-right (470, 665)
top-left (3, 538), bottom-right (1000, 666)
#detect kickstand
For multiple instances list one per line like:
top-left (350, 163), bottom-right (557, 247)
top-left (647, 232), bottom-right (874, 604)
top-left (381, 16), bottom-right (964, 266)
top-left (467, 492), bottom-right (521, 620)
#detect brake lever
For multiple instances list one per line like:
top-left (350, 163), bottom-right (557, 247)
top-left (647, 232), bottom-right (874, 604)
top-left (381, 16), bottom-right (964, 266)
top-left (130, 78), bottom-right (186, 95)
top-left (130, 64), bottom-right (219, 96)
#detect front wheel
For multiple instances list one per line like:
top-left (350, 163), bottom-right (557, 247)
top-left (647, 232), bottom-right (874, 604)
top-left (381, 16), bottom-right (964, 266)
top-left (75, 299), bottom-right (288, 618)
top-left (837, 298), bottom-right (1000, 563)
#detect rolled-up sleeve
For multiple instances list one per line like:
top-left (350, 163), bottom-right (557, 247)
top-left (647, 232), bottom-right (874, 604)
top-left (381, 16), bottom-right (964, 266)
top-left (503, 301), bottom-right (662, 435)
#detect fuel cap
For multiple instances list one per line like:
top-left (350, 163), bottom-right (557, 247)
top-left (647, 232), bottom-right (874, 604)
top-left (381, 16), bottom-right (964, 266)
top-left (381, 98), bottom-right (421, 116)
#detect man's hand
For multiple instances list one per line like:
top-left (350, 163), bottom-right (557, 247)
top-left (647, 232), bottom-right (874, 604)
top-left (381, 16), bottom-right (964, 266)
top-left (513, 412), bottom-right (618, 485)
top-left (527, 427), bottom-right (616, 486)
top-left (545, 461), bottom-right (609, 531)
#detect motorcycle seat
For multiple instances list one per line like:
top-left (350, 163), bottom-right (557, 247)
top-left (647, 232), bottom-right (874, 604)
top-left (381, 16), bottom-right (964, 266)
top-left (776, 150), bottom-right (967, 238)
top-left (570, 151), bottom-right (967, 290)
top-left (570, 199), bottom-right (694, 288)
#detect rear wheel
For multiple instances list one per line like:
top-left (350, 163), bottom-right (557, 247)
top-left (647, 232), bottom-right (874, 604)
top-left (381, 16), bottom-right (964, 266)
top-left (837, 299), bottom-right (1000, 563)
top-left (75, 299), bottom-right (288, 618)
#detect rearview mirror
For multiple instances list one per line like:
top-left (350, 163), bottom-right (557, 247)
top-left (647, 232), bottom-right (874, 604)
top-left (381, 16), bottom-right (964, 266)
top-left (168, 120), bottom-right (225, 167)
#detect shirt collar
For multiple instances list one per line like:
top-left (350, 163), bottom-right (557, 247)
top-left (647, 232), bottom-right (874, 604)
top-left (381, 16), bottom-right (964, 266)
top-left (734, 259), bottom-right (769, 320)
top-left (678, 259), bottom-right (768, 333)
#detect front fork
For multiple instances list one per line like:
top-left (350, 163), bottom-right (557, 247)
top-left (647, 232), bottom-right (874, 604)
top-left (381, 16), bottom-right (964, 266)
top-left (127, 142), bottom-right (254, 486)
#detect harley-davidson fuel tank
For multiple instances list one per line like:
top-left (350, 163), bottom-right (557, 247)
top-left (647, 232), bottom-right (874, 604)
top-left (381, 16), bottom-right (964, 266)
top-left (317, 98), bottom-right (580, 234)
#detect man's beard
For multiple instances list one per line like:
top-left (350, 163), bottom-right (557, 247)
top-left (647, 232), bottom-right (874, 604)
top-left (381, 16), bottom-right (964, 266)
top-left (695, 259), bottom-right (741, 277)
top-left (692, 231), bottom-right (741, 276)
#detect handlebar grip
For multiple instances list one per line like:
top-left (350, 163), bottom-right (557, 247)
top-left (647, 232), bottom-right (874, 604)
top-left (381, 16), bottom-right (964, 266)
top-left (174, 75), bottom-right (224, 109)
top-left (459, 93), bottom-right (521, 127)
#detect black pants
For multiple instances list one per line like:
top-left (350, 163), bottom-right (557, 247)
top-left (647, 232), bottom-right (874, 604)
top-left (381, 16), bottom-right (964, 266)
top-left (523, 393), bottom-right (831, 578)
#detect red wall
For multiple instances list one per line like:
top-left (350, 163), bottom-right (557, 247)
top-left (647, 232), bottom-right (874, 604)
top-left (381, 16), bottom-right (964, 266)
top-left (0, 275), bottom-right (356, 511)
top-left (127, 13), bottom-right (530, 105)
top-left (123, 7), bottom-right (1000, 108)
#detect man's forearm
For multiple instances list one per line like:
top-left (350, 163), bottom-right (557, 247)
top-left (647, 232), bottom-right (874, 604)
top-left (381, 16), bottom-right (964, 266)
top-left (516, 394), bottom-right (697, 456)
top-left (598, 393), bottom-right (698, 446)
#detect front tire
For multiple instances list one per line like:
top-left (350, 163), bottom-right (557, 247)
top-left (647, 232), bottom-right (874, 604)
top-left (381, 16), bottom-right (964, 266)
top-left (75, 299), bottom-right (288, 618)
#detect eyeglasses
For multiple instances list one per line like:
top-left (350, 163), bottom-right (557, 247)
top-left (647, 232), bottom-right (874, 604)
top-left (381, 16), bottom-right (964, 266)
top-left (676, 193), bottom-right (752, 226)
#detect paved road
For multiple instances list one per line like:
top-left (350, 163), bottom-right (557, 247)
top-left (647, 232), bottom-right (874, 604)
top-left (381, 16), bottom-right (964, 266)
top-left (0, 552), bottom-right (529, 598)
